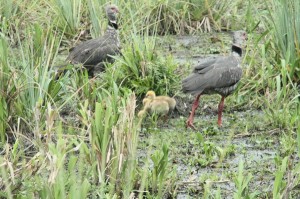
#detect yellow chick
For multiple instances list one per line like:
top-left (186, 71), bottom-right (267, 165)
top-left (145, 90), bottom-right (176, 112)
top-left (138, 97), bottom-right (170, 118)
top-left (145, 99), bottom-right (170, 116)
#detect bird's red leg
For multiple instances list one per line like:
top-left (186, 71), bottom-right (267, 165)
top-left (186, 94), bottom-right (201, 129)
top-left (217, 96), bottom-right (225, 127)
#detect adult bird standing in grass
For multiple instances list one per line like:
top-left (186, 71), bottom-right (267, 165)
top-left (65, 4), bottom-right (120, 76)
top-left (182, 30), bottom-right (247, 129)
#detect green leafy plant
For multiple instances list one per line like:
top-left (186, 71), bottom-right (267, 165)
top-left (0, 0), bottom-right (21, 19)
top-left (0, 37), bottom-right (10, 142)
top-left (190, 133), bottom-right (226, 167)
top-left (267, 0), bottom-right (300, 81)
top-left (233, 161), bottom-right (259, 199)
top-left (51, 0), bottom-right (84, 36)
top-left (11, 23), bottom-right (62, 134)
top-left (273, 156), bottom-right (288, 199)
top-left (263, 60), bottom-right (299, 129)
top-left (142, 0), bottom-right (199, 35)
top-left (148, 144), bottom-right (170, 197)
top-left (0, 22), bottom-right (63, 139)
top-left (79, 89), bottom-right (140, 198)
top-left (111, 35), bottom-right (180, 98)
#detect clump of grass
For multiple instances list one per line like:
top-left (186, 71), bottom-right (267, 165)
top-left (237, 29), bottom-right (299, 130)
top-left (108, 35), bottom-right (180, 98)
top-left (0, 87), bottom-right (143, 198)
top-left (142, 0), bottom-right (199, 35)
top-left (233, 161), bottom-right (259, 199)
top-left (263, 72), bottom-right (299, 129)
top-left (149, 144), bottom-right (170, 196)
top-left (0, 37), bottom-right (10, 142)
top-left (9, 23), bottom-right (62, 135)
top-left (0, 21), bottom-right (63, 140)
top-left (50, 0), bottom-right (84, 36)
top-left (86, 0), bottom-right (108, 38)
top-left (78, 89), bottom-right (140, 197)
top-left (267, 0), bottom-right (300, 81)
top-left (0, 0), bottom-right (21, 19)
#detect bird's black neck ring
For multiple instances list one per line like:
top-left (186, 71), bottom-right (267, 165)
top-left (108, 21), bottom-right (118, 30)
top-left (232, 45), bottom-right (242, 56)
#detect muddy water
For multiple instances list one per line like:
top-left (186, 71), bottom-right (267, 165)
top-left (137, 32), bottom-right (296, 198)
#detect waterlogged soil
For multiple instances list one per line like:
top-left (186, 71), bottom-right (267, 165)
top-left (138, 111), bottom-right (278, 198)
top-left (137, 32), bottom-right (300, 198)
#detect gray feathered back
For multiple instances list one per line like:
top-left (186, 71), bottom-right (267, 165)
top-left (182, 30), bottom-right (247, 96)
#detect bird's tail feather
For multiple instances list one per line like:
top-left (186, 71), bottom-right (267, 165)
top-left (182, 73), bottom-right (206, 95)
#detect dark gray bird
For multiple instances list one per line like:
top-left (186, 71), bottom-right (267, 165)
top-left (66, 4), bottom-right (120, 76)
top-left (182, 30), bottom-right (248, 129)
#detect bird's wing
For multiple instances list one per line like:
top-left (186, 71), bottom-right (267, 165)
top-left (214, 66), bottom-right (242, 88)
top-left (182, 56), bottom-right (242, 94)
top-left (182, 57), bottom-right (220, 93)
top-left (211, 56), bottom-right (242, 88)
top-left (67, 35), bottom-right (119, 66)
top-left (193, 57), bottom-right (217, 74)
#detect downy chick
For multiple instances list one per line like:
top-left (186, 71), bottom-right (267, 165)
top-left (145, 90), bottom-right (176, 112)
top-left (138, 98), bottom-right (170, 118)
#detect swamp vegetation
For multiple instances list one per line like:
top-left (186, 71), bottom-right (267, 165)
top-left (0, 0), bottom-right (300, 198)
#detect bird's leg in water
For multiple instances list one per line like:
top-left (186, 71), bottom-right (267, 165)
top-left (186, 94), bottom-right (201, 129)
top-left (217, 96), bottom-right (225, 126)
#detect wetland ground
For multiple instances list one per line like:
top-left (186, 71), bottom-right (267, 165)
top-left (1, 1), bottom-right (300, 198)
top-left (136, 32), bottom-right (300, 198)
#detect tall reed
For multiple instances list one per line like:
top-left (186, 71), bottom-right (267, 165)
top-left (268, 0), bottom-right (300, 81)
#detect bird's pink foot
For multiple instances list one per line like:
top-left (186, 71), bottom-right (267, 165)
top-left (186, 119), bottom-right (196, 130)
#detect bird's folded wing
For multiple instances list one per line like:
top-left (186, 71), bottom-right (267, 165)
top-left (68, 42), bottom-right (119, 65)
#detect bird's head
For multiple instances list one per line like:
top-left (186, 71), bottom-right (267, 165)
top-left (232, 30), bottom-right (247, 49)
top-left (145, 90), bottom-right (156, 99)
top-left (105, 4), bottom-right (119, 23)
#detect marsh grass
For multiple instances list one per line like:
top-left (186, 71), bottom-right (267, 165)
top-left (267, 0), bottom-right (300, 81)
top-left (1, 0), bottom-right (300, 198)
top-left (233, 161), bottom-right (258, 199)
top-left (142, 0), bottom-right (196, 35)
top-left (0, 0), bottom-right (19, 19)
top-left (51, 0), bottom-right (84, 36)
top-left (111, 35), bottom-right (180, 98)
top-left (148, 144), bottom-right (170, 197)
top-left (86, 0), bottom-right (108, 38)
top-left (0, 38), bottom-right (9, 142)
